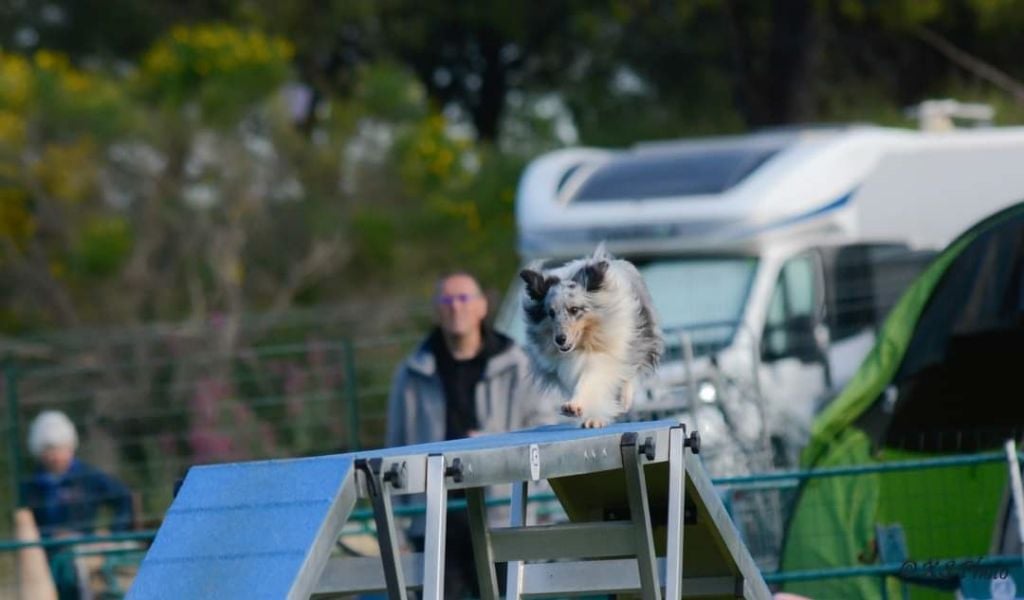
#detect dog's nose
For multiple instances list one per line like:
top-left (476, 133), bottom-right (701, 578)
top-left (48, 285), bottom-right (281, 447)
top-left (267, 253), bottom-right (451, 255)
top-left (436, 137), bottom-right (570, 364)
top-left (555, 334), bottom-right (567, 346)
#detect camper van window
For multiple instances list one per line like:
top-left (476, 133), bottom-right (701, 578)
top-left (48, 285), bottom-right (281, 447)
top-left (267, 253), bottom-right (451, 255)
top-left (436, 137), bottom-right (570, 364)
top-left (636, 257), bottom-right (758, 353)
top-left (568, 146), bottom-right (781, 202)
top-left (763, 254), bottom-right (822, 362)
top-left (828, 245), bottom-right (878, 341)
top-left (826, 244), bottom-right (937, 341)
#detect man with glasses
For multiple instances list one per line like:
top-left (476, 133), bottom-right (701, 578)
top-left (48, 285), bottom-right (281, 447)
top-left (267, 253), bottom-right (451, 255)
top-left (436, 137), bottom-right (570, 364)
top-left (386, 271), bottom-right (550, 598)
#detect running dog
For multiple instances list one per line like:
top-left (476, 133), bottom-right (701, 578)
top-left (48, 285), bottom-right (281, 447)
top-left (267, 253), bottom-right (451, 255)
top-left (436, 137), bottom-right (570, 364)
top-left (519, 244), bottom-right (664, 428)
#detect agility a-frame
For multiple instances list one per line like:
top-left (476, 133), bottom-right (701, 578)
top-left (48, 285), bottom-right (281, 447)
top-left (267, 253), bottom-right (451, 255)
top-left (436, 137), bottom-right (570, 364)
top-left (130, 420), bottom-right (769, 599)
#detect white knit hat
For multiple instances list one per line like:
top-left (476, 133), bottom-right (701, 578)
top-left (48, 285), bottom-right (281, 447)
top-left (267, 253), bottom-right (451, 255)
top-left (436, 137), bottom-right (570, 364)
top-left (27, 410), bottom-right (79, 458)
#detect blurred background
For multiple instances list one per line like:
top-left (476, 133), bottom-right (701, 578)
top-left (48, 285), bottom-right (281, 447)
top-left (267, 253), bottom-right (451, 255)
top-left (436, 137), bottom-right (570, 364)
top-left (3, 0), bottom-right (1024, 597)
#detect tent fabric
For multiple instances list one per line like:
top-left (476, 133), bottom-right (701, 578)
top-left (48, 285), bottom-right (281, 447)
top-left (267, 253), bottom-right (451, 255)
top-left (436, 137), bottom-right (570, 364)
top-left (780, 202), bottom-right (1024, 599)
top-left (882, 214), bottom-right (1024, 452)
top-left (781, 446), bottom-right (1007, 600)
top-left (779, 428), bottom-right (881, 599)
top-left (800, 226), bottom-right (982, 468)
top-left (801, 201), bottom-right (1024, 467)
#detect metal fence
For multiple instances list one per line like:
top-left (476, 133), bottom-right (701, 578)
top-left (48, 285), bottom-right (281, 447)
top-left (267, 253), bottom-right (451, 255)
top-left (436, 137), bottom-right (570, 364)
top-left (0, 318), bottom-right (437, 597)
top-left (0, 331), bottom-right (428, 537)
top-left (721, 448), bottom-right (1024, 599)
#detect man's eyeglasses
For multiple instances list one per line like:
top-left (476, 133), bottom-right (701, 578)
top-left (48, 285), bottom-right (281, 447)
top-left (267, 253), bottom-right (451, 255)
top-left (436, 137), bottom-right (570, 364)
top-left (436, 293), bottom-right (480, 306)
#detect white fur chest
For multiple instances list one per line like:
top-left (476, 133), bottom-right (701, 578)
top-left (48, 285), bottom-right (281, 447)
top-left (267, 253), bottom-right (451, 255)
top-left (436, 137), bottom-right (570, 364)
top-left (554, 352), bottom-right (589, 396)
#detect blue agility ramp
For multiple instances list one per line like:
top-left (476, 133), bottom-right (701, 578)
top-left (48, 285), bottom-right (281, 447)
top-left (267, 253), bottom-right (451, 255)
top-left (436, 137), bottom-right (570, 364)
top-left (128, 455), bottom-right (356, 600)
top-left (129, 420), bottom-right (770, 599)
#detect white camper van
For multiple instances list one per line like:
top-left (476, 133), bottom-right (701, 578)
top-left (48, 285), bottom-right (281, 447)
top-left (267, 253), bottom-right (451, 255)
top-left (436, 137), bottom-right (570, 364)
top-left (497, 116), bottom-right (1024, 474)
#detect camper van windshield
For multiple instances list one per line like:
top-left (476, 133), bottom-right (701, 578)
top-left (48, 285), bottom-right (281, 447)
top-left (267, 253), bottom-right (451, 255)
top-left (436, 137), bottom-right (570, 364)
top-left (636, 257), bottom-right (758, 352)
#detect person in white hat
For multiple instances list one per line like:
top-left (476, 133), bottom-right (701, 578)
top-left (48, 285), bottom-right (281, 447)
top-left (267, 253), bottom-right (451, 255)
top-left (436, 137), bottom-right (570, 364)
top-left (20, 410), bottom-right (135, 539)
top-left (20, 411), bottom-right (137, 599)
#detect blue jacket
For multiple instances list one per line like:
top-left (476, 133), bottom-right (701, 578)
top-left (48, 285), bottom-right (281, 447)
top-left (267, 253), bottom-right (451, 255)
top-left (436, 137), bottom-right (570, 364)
top-left (21, 459), bottom-right (134, 537)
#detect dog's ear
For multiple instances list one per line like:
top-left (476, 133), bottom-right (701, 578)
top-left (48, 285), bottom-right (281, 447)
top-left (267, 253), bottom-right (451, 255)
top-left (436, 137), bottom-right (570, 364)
top-left (520, 269), bottom-right (558, 301)
top-left (573, 260), bottom-right (609, 292)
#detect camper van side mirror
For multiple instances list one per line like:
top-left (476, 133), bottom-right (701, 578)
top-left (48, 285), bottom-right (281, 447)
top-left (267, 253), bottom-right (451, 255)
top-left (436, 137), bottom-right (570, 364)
top-left (762, 315), bottom-right (822, 363)
top-left (785, 315), bottom-right (823, 363)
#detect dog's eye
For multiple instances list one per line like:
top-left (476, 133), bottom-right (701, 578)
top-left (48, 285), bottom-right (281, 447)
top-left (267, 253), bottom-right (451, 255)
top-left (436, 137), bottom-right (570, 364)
top-left (568, 307), bottom-right (581, 316)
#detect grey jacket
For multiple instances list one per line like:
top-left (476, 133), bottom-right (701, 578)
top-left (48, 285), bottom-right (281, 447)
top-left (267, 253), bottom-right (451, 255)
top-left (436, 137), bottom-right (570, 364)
top-left (386, 332), bottom-right (549, 448)
top-left (385, 330), bottom-right (555, 539)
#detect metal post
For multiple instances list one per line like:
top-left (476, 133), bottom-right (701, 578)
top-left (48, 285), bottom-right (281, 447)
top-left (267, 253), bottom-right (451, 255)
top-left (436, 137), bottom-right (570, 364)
top-left (358, 458), bottom-right (407, 600)
top-left (422, 455), bottom-right (448, 600)
top-left (341, 338), bottom-right (361, 451)
top-left (679, 331), bottom-right (697, 410)
top-left (620, 433), bottom-right (662, 600)
top-left (679, 330), bottom-right (701, 432)
top-left (666, 426), bottom-right (688, 600)
top-left (466, 486), bottom-right (499, 600)
top-left (5, 362), bottom-right (22, 507)
top-left (741, 322), bottom-right (764, 402)
top-left (1003, 439), bottom-right (1024, 552)
top-left (505, 480), bottom-right (528, 600)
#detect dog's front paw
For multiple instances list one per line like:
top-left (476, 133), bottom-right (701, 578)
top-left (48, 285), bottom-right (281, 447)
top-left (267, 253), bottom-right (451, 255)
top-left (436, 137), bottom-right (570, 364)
top-left (560, 402), bottom-right (584, 417)
top-left (582, 418), bottom-right (608, 429)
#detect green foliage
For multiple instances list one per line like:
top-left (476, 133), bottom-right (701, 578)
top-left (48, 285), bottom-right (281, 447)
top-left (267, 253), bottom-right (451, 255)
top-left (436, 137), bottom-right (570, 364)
top-left (2, 4), bottom-right (1024, 328)
top-left (0, 51), bottom-right (132, 271)
top-left (72, 216), bottom-right (133, 278)
top-left (356, 62), bottom-right (428, 122)
top-left (388, 112), bottom-right (524, 290)
top-left (351, 209), bottom-right (397, 275)
top-left (0, 51), bottom-right (131, 145)
top-left (30, 52), bottom-right (132, 141)
top-left (838, 0), bottom-right (945, 26)
top-left (395, 114), bottom-right (470, 194)
top-left (446, 148), bottom-right (523, 289)
top-left (137, 24), bottom-right (293, 123)
top-left (816, 80), bottom-right (910, 127)
top-left (969, 0), bottom-right (1024, 30)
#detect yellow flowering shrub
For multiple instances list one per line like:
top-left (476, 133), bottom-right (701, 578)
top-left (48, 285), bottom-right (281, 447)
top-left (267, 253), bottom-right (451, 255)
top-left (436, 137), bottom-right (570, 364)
top-left (32, 140), bottom-right (99, 205)
top-left (139, 24), bottom-right (293, 122)
top-left (390, 107), bottom-right (522, 285)
top-left (0, 188), bottom-right (35, 249)
top-left (0, 50), bottom-right (122, 260)
top-left (0, 53), bottom-right (31, 111)
top-left (0, 110), bottom-right (25, 146)
top-left (29, 50), bottom-right (128, 140)
top-left (398, 114), bottom-right (473, 192)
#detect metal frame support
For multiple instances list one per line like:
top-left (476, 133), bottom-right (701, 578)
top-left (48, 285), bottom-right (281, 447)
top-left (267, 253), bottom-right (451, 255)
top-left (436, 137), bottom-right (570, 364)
top-left (666, 425), bottom-right (688, 600)
top-left (620, 432), bottom-right (662, 600)
top-left (1003, 439), bottom-right (1024, 553)
top-left (357, 458), bottom-right (408, 600)
top-left (467, 486), bottom-right (500, 600)
top-left (505, 480), bottom-right (529, 600)
top-left (422, 455), bottom-right (448, 600)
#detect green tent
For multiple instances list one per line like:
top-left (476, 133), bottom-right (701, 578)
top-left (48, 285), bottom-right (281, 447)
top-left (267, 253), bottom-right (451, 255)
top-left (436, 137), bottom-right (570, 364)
top-left (779, 202), bottom-right (1024, 599)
